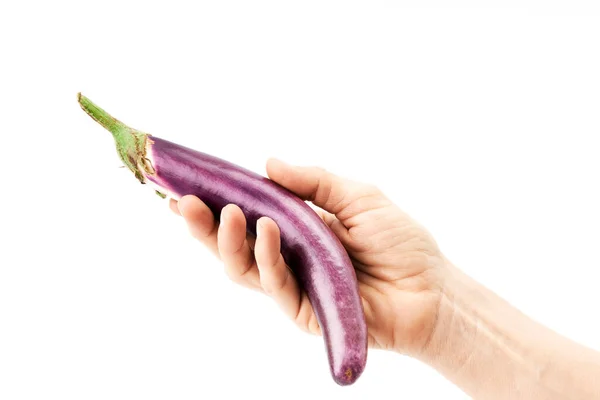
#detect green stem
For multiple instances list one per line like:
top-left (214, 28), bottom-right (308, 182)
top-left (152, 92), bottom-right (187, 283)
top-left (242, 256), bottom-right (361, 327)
top-left (78, 93), bottom-right (151, 183)
top-left (77, 93), bottom-right (129, 136)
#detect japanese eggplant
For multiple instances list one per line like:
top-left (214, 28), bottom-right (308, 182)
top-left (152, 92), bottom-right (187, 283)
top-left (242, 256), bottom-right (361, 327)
top-left (78, 93), bottom-right (368, 385)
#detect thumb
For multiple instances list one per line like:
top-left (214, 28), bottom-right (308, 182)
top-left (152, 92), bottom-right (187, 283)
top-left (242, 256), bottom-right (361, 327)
top-left (266, 158), bottom-right (380, 217)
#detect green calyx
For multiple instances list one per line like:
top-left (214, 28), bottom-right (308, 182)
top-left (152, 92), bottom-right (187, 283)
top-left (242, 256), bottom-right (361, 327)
top-left (77, 93), bottom-right (154, 183)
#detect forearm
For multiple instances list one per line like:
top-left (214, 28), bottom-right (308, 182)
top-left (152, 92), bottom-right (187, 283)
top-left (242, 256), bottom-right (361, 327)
top-left (419, 263), bottom-right (600, 399)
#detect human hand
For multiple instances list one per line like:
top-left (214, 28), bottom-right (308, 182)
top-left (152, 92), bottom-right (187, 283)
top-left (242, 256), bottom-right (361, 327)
top-left (170, 159), bottom-right (445, 356)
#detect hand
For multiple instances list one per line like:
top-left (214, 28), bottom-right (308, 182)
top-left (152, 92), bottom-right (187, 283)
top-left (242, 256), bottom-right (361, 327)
top-left (170, 159), bottom-right (446, 356)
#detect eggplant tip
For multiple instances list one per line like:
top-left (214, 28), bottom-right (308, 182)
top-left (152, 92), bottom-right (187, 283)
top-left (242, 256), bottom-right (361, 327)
top-left (332, 363), bottom-right (365, 386)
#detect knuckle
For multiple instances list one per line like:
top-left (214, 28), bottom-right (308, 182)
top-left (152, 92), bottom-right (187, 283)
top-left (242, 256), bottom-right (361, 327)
top-left (311, 166), bottom-right (328, 174)
top-left (315, 175), bottom-right (334, 204)
top-left (225, 262), bottom-right (253, 284)
top-left (189, 225), bottom-right (211, 241)
top-left (224, 267), bottom-right (242, 283)
top-left (262, 283), bottom-right (275, 295)
top-left (261, 275), bottom-right (284, 296)
top-left (361, 183), bottom-right (381, 195)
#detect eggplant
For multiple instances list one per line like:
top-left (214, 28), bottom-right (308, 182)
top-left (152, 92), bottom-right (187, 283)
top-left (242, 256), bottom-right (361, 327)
top-left (77, 93), bottom-right (368, 385)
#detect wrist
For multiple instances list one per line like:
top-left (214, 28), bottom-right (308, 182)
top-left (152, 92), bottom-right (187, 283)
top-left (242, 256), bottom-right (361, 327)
top-left (415, 260), bottom-right (600, 399)
top-left (417, 260), bottom-right (550, 398)
top-left (416, 262), bottom-right (482, 368)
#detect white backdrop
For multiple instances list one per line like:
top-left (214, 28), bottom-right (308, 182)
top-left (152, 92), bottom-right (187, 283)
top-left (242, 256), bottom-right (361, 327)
top-left (1, 2), bottom-right (599, 399)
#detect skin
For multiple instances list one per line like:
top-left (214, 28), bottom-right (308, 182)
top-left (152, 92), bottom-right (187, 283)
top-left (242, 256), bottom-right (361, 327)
top-left (169, 158), bottom-right (600, 399)
top-left (170, 158), bottom-right (444, 355)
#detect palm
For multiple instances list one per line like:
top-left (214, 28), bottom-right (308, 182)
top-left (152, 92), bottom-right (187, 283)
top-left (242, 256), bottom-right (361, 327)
top-left (339, 200), bottom-right (443, 353)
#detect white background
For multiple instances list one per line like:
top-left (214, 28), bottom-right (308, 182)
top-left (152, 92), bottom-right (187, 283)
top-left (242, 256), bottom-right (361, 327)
top-left (1, 1), bottom-right (599, 399)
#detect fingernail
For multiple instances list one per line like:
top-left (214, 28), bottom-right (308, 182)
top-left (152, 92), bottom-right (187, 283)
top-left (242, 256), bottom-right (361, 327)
top-left (256, 218), bottom-right (265, 236)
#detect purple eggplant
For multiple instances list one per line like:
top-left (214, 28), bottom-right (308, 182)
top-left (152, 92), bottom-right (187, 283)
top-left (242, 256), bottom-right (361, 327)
top-left (78, 93), bottom-right (368, 385)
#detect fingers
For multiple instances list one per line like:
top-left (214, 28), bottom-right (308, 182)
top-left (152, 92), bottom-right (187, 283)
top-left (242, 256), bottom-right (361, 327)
top-left (176, 197), bottom-right (259, 289)
top-left (266, 159), bottom-right (348, 214)
top-left (254, 216), bottom-right (321, 335)
top-left (266, 159), bottom-right (387, 223)
top-left (217, 204), bottom-right (260, 289)
top-left (254, 217), bottom-right (288, 295)
top-left (174, 194), bottom-right (324, 335)
top-left (178, 195), bottom-right (219, 257)
top-left (177, 198), bottom-right (321, 334)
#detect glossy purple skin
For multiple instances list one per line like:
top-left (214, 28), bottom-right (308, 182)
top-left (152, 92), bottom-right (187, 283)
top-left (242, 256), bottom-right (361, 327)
top-left (146, 136), bottom-right (367, 385)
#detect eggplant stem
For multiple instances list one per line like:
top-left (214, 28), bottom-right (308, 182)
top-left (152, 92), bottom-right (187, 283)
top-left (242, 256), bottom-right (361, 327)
top-left (77, 93), bottom-right (129, 136)
top-left (78, 93), bottom-right (151, 183)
